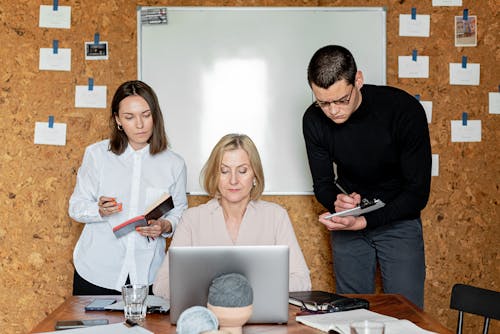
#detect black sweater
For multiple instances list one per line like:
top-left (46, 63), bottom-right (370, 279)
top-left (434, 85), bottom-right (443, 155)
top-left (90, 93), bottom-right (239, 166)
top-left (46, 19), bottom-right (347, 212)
top-left (302, 84), bottom-right (431, 228)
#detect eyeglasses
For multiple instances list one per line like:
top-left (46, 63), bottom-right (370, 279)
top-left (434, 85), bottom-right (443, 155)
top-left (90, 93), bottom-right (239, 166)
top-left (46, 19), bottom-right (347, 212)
top-left (299, 297), bottom-right (369, 314)
top-left (315, 85), bottom-right (355, 109)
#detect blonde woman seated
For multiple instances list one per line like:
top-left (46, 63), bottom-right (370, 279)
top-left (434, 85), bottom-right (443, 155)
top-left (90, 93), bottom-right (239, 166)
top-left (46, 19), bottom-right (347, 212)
top-left (153, 134), bottom-right (311, 299)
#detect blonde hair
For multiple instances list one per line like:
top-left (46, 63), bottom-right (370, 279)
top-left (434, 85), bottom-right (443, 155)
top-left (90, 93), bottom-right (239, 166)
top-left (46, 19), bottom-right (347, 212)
top-left (201, 134), bottom-right (264, 200)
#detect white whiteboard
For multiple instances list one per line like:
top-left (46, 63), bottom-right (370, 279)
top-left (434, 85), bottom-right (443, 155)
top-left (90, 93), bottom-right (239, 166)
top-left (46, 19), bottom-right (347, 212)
top-left (138, 7), bottom-right (386, 194)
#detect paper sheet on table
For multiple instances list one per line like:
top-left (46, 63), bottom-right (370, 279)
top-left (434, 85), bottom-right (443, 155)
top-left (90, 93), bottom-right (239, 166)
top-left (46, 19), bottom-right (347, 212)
top-left (34, 322), bottom-right (153, 334)
top-left (296, 308), bottom-right (437, 334)
top-left (105, 295), bottom-right (170, 312)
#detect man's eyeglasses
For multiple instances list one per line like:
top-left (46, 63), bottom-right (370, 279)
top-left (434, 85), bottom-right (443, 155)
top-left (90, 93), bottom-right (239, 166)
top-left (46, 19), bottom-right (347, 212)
top-left (315, 85), bottom-right (355, 109)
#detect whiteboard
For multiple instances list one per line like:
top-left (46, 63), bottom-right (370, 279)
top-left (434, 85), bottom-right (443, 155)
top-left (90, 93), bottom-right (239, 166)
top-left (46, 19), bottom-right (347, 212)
top-left (138, 7), bottom-right (386, 195)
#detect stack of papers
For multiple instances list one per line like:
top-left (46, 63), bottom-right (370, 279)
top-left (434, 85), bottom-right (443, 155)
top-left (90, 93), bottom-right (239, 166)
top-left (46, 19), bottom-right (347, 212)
top-left (35, 322), bottom-right (153, 334)
top-left (296, 309), bottom-right (437, 334)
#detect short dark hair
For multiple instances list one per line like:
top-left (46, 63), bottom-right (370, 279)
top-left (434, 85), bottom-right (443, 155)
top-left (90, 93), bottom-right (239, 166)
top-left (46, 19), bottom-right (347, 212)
top-left (109, 80), bottom-right (168, 155)
top-left (201, 134), bottom-right (265, 200)
top-left (307, 45), bottom-right (357, 89)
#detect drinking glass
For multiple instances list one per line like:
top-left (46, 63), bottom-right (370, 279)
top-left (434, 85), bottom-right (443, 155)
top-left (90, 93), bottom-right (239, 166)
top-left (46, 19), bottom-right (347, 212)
top-left (122, 284), bottom-right (148, 324)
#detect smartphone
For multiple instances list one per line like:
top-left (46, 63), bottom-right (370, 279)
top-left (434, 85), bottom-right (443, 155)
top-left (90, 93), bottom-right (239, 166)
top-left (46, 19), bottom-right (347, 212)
top-left (55, 319), bottom-right (109, 330)
top-left (84, 299), bottom-right (116, 311)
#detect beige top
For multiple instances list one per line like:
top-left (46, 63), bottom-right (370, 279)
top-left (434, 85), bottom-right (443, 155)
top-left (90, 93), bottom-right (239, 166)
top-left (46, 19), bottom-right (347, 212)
top-left (153, 199), bottom-right (311, 299)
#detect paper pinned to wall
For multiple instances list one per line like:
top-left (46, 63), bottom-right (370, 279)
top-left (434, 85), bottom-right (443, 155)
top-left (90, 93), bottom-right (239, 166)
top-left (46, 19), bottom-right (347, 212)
top-left (489, 92), bottom-right (500, 114)
top-left (398, 55), bottom-right (429, 78)
top-left (449, 63), bottom-right (480, 85)
top-left (39, 48), bottom-right (71, 71)
top-left (75, 85), bottom-right (107, 108)
top-left (39, 5), bottom-right (71, 29)
top-left (451, 120), bottom-right (481, 142)
top-left (399, 14), bottom-right (430, 37)
top-left (34, 122), bottom-right (67, 146)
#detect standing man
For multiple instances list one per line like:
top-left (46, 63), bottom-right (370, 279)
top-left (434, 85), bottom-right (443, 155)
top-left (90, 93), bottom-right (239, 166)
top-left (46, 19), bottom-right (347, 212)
top-left (302, 45), bottom-right (431, 308)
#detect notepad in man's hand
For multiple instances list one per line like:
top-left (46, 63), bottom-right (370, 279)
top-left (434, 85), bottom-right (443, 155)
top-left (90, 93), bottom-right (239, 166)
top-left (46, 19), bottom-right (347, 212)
top-left (324, 199), bottom-right (385, 219)
top-left (112, 193), bottom-right (174, 238)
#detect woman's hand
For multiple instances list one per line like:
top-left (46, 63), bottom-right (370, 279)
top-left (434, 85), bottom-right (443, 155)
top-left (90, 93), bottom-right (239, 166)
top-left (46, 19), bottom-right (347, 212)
top-left (136, 218), bottom-right (172, 239)
top-left (98, 196), bottom-right (122, 217)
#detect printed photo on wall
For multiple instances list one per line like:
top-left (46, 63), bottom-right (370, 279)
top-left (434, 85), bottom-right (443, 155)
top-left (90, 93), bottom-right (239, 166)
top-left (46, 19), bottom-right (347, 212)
top-left (455, 16), bottom-right (477, 47)
top-left (85, 41), bottom-right (109, 60)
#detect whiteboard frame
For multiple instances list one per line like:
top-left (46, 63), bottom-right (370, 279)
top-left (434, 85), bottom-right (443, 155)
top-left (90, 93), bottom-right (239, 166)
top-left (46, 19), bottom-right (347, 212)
top-left (137, 6), bottom-right (386, 195)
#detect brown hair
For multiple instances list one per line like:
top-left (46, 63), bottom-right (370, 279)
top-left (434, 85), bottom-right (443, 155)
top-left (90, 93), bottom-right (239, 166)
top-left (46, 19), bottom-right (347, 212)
top-left (109, 80), bottom-right (168, 155)
top-left (201, 134), bottom-right (265, 200)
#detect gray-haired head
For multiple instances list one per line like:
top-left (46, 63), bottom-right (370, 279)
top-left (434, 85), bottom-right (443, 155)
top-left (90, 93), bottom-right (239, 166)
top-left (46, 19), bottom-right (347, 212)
top-left (176, 306), bottom-right (218, 334)
top-left (208, 273), bottom-right (253, 307)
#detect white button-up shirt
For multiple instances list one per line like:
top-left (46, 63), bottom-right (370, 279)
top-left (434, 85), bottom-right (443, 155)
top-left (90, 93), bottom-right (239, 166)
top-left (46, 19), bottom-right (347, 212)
top-left (69, 140), bottom-right (187, 291)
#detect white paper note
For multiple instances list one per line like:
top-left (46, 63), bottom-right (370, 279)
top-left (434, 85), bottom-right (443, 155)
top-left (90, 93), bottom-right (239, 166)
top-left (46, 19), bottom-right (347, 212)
top-left (449, 63), bottom-right (480, 85)
top-left (34, 322), bottom-right (153, 334)
top-left (399, 14), bottom-right (430, 37)
top-left (39, 48), bottom-right (71, 71)
top-left (451, 120), bottom-right (481, 142)
top-left (489, 92), bottom-right (500, 114)
top-left (431, 154), bottom-right (439, 176)
top-left (420, 100), bottom-right (433, 123)
top-left (432, 0), bottom-right (462, 6)
top-left (398, 56), bottom-right (429, 78)
top-left (75, 85), bottom-right (107, 108)
top-left (34, 122), bottom-right (67, 146)
top-left (39, 5), bottom-right (71, 29)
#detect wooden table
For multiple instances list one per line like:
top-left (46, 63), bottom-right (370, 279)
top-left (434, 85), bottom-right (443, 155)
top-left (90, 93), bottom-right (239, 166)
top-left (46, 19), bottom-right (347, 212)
top-left (30, 294), bottom-right (453, 333)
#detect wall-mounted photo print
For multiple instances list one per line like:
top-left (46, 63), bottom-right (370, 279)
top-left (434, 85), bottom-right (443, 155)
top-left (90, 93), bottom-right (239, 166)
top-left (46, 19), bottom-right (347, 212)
top-left (455, 16), bottom-right (477, 47)
top-left (85, 41), bottom-right (109, 60)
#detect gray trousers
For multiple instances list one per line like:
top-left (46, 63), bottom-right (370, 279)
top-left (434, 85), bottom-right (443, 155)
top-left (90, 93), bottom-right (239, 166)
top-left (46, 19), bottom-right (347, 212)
top-left (331, 218), bottom-right (426, 308)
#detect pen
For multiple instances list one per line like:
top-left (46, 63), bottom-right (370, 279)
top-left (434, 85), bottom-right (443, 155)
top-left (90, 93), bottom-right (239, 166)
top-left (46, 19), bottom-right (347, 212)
top-left (334, 181), bottom-right (350, 196)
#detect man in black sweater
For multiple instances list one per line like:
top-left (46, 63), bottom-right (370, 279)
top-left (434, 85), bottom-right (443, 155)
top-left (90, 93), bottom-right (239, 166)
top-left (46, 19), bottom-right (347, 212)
top-left (303, 45), bottom-right (431, 308)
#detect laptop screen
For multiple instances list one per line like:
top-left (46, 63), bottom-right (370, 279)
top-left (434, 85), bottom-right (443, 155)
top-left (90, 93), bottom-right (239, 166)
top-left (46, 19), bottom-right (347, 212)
top-left (168, 245), bottom-right (289, 324)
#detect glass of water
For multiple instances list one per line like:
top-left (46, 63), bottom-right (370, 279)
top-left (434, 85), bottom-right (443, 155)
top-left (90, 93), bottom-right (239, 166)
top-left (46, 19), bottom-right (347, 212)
top-left (122, 284), bottom-right (148, 324)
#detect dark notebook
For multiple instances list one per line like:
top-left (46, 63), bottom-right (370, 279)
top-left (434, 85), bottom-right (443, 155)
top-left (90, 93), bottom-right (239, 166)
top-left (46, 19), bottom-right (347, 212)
top-left (289, 290), bottom-right (369, 313)
top-left (112, 194), bottom-right (174, 238)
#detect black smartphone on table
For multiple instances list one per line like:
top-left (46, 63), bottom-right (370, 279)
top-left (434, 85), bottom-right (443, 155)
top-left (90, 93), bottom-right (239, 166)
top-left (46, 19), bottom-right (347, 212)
top-left (54, 319), bottom-right (109, 330)
top-left (84, 298), bottom-right (116, 311)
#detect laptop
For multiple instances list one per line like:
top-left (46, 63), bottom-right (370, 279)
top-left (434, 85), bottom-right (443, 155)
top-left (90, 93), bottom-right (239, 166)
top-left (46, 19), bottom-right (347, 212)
top-left (168, 245), bottom-right (289, 324)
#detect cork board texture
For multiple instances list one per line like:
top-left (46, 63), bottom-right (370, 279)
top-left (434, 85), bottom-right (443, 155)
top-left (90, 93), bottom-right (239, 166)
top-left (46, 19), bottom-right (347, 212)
top-left (0, 1), bottom-right (497, 333)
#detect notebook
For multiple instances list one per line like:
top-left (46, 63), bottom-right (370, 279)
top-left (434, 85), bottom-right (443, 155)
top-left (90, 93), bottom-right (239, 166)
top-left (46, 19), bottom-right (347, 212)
top-left (168, 245), bottom-right (290, 324)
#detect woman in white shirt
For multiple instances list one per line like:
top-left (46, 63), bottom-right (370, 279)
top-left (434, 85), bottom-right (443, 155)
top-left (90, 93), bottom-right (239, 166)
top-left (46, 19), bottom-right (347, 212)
top-left (153, 134), bottom-right (311, 299)
top-left (69, 80), bottom-right (188, 295)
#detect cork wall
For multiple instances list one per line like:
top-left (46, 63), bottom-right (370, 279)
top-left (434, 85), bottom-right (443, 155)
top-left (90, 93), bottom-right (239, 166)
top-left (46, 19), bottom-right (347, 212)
top-left (0, 1), bottom-right (498, 333)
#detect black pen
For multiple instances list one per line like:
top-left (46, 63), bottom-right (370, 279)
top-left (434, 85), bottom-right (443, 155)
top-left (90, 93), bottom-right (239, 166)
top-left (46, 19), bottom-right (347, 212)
top-left (334, 181), bottom-right (350, 196)
top-left (336, 181), bottom-right (373, 208)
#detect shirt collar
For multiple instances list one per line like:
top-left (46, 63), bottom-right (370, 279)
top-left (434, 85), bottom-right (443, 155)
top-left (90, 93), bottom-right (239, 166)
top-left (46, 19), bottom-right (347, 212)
top-left (207, 198), bottom-right (257, 214)
top-left (121, 143), bottom-right (150, 159)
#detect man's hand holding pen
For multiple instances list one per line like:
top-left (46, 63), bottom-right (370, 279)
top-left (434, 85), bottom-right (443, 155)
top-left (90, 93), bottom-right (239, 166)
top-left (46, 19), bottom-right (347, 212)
top-left (317, 182), bottom-right (367, 231)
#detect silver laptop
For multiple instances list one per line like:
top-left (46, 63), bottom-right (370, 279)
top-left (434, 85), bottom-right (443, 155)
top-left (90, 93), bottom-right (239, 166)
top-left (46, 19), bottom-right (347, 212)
top-left (168, 245), bottom-right (289, 324)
